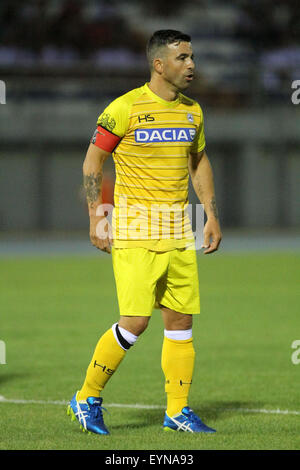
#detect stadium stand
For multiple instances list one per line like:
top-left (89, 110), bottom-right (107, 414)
top-left (0, 0), bottom-right (299, 103)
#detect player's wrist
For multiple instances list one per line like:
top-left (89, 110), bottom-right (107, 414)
top-left (205, 213), bottom-right (219, 222)
top-left (204, 196), bottom-right (219, 221)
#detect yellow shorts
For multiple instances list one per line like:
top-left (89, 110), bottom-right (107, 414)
top-left (111, 247), bottom-right (200, 316)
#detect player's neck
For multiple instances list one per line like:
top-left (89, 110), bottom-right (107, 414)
top-left (148, 76), bottom-right (179, 102)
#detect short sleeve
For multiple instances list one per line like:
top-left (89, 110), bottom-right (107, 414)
top-left (97, 96), bottom-right (130, 138)
top-left (190, 103), bottom-right (206, 153)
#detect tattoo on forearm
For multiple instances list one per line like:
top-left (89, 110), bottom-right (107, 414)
top-left (210, 196), bottom-right (219, 220)
top-left (83, 172), bottom-right (102, 207)
top-left (196, 181), bottom-right (204, 201)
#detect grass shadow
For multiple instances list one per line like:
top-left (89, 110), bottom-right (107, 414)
top-left (0, 372), bottom-right (30, 388)
top-left (110, 400), bottom-right (267, 431)
top-left (109, 409), bottom-right (165, 431)
top-left (194, 400), bottom-right (266, 422)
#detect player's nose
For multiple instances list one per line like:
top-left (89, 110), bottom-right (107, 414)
top-left (187, 59), bottom-right (195, 71)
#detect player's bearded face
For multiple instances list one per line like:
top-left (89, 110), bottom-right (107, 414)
top-left (162, 42), bottom-right (195, 91)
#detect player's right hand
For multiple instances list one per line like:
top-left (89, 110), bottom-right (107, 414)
top-left (89, 215), bottom-right (113, 254)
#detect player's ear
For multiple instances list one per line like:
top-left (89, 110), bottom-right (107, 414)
top-left (153, 57), bottom-right (163, 75)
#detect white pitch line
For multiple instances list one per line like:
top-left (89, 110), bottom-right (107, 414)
top-left (0, 395), bottom-right (163, 409)
top-left (0, 395), bottom-right (299, 415)
top-left (229, 407), bottom-right (300, 416)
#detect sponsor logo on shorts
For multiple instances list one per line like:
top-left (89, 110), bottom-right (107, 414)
top-left (134, 127), bottom-right (196, 143)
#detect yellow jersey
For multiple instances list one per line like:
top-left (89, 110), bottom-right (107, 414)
top-left (96, 82), bottom-right (205, 251)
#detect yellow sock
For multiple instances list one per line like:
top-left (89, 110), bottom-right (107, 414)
top-left (78, 328), bottom-right (126, 401)
top-left (161, 336), bottom-right (195, 417)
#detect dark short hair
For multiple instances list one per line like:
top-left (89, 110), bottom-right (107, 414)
top-left (146, 29), bottom-right (191, 69)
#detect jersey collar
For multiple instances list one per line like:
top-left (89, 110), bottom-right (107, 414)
top-left (144, 83), bottom-right (180, 107)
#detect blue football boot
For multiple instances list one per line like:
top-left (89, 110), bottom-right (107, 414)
top-left (163, 406), bottom-right (216, 433)
top-left (67, 392), bottom-right (109, 435)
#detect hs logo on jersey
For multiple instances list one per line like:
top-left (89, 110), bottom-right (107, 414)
top-left (138, 114), bottom-right (155, 122)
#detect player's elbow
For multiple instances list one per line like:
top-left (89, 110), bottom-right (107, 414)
top-left (189, 150), bottom-right (205, 173)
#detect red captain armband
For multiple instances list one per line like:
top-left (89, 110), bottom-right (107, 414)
top-left (90, 125), bottom-right (121, 152)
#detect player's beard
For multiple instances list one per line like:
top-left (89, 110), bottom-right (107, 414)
top-left (175, 77), bottom-right (192, 92)
top-left (166, 74), bottom-right (192, 93)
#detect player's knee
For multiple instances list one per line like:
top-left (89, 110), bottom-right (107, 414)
top-left (133, 317), bottom-right (150, 336)
top-left (161, 306), bottom-right (193, 331)
top-left (168, 316), bottom-right (193, 331)
top-left (118, 315), bottom-right (150, 337)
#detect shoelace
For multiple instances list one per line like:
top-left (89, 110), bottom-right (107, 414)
top-left (89, 402), bottom-right (108, 421)
top-left (183, 408), bottom-right (202, 425)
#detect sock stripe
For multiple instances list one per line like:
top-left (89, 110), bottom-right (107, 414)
top-left (164, 329), bottom-right (193, 341)
top-left (115, 324), bottom-right (132, 350)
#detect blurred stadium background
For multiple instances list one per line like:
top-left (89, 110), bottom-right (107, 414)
top-left (0, 0), bottom-right (300, 254)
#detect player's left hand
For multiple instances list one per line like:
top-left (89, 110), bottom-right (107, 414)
top-left (201, 218), bottom-right (222, 254)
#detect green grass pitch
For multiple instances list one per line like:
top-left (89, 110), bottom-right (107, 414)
top-left (0, 252), bottom-right (299, 450)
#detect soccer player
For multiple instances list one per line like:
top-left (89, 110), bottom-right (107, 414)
top-left (68, 30), bottom-right (222, 435)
